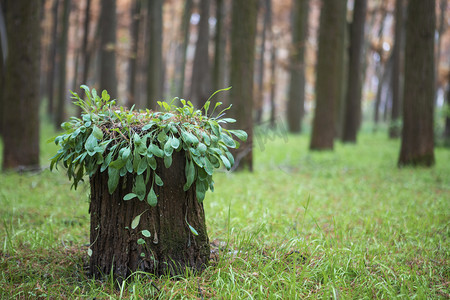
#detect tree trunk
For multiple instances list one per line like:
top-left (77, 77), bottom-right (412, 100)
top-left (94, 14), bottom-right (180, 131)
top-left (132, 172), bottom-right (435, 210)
top-left (342, 0), bottom-right (367, 143)
top-left (398, 0), bottom-right (435, 167)
top-left (147, 0), bottom-right (163, 109)
top-left (444, 73), bottom-right (450, 142)
top-left (212, 0), bottom-right (226, 92)
top-left (47, 0), bottom-right (59, 118)
top-left (287, 0), bottom-right (308, 133)
top-left (54, 0), bottom-right (70, 130)
top-left (2, 0), bottom-right (40, 171)
top-left (99, 0), bottom-right (117, 98)
top-left (310, 0), bottom-right (347, 150)
top-left (175, 0), bottom-right (193, 98)
top-left (0, 1), bottom-right (5, 136)
top-left (190, 0), bottom-right (211, 106)
top-left (89, 151), bottom-right (209, 279)
top-left (388, 0), bottom-right (405, 139)
top-left (78, 0), bottom-right (91, 115)
top-left (229, 0), bottom-right (258, 171)
top-left (254, 0), bottom-right (269, 124)
top-left (128, 0), bottom-right (141, 107)
top-left (269, 36), bottom-right (276, 128)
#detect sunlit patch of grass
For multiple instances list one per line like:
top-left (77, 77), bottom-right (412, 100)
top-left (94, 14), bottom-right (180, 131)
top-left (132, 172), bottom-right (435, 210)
top-left (0, 123), bottom-right (449, 298)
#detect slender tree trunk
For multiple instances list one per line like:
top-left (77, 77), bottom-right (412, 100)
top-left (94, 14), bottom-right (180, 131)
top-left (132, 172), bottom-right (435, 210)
top-left (287, 0), bottom-right (308, 133)
top-left (435, 0), bottom-right (447, 104)
top-left (335, 2), bottom-right (348, 139)
top-left (47, 0), bottom-right (59, 118)
top-left (190, 0), bottom-right (211, 106)
top-left (54, 0), bottom-right (70, 129)
top-left (175, 0), bottom-right (192, 98)
top-left (444, 72), bottom-right (450, 142)
top-left (254, 0), bottom-right (270, 124)
top-left (269, 36), bottom-right (276, 128)
top-left (388, 0), bottom-right (405, 139)
top-left (2, 0), bottom-right (40, 171)
top-left (0, 1), bottom-right (5, 136)
top-left (342, 0), bottom-right (367, 143)
top-left (89, 151), bottom-right (209, 279)
top-left (128, 0), bottom-right (141, 107)
top-left (229, 0), bottom-right (258, 170)
top-left (78, 0), bottom-right (91, 115)
top-left (147, 0), bottom-right (163, 109)
top-left (398, 0), bottom-right (435, 167)
top-left (310, 0), bottom-right (347, 150)
top-left (99, 0), bottom-right (117, 98)
top-left (213, 0), bottom-right (226, 92)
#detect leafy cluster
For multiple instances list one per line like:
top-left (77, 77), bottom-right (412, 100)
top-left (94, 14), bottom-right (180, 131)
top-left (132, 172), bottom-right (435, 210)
top-left (50, 86), bottom-right (247, 206)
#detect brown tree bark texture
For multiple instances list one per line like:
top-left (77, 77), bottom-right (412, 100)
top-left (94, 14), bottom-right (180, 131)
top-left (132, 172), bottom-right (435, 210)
top-left (2, 0), bottom-right (40, 170)
top-left (89, 151), bottom-right (209, 279)
top-left (229, 0), bottom-right (258, 170)
top-left (99, 0), bottom-right (118, 98)
top-left (147, 0), bottom-right (163, 109)
top-left (287, 0), bottom-right (308, 133)
top-left (190, 0), bottom-right (211, 107)
top-left (310, 0), bottom-right (346, 150)
top-left (342, 0), bottom-right (367, 142)
top-left (398, 0), bottom-right (435, 166)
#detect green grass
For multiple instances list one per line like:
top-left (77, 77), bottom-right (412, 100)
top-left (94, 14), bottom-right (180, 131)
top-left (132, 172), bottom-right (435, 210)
top-left (0, 123), bottom-right (449, 299)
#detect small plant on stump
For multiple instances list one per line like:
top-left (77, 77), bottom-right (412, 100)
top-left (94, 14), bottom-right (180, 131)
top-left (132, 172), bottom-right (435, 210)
top-left (50, 86), bottom-right (247, 279)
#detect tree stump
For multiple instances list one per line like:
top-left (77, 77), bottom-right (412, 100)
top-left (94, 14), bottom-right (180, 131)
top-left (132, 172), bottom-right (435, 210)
top-left (88, 150), bottom-right (210, 279)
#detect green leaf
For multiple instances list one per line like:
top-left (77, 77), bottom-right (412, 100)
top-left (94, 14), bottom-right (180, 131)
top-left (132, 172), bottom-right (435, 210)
top-left (148, 144), bottom-right (164, 158)
top-left (133, 132), bottom-right (141, 145)
top-left (147, 186), bottom-right (158, 206)
top-left (102, 89), bottom-right (110, 101)
top-left (87, 248), bottom-right (93, 257)
top-left (141, 230), bottom-right (151, 237)
top-left (218, 118), bottom-right (236, 124)
top-left (133, 174), bottom-right (146, 201)
top-left (92, 125), bottom-right (103, 140)
top-left (110, 158), bottom-right (127, 169)
top-left (164, 138), bottom-right (174, 156)
top-left (107, 168), bottom-right (120, 194)
top-left (142, 122), bottom-right (155, 131)
top-left (164, 155), bottom-right (172, 168)
top-left (147, 156), bottom-right (157, 170)
top-left (85, 133), bottom-right (98, 156)
top-left (184, 159), bottom-right (196, 191)
top-left (131, 210), bottom-right (147, 229)
top-left (137, 238), bottom-right (146, 245)
top-left (220, 154), bottom-right (231, 170)
top-left (228, 129), bottom-right (248, 141)
top-left (188, 223), bottom-right (198, 236)
top-left (137, 158), bottom-right (147, 175)
top-left (121, 147), bottom-right (132, 160)
top-left (123, 193), bottom-right (137, 201)
top-left (221, 133), bottom-right (236, 148)
top-left (171, 137), bottom-right (180, 149)
top-left (154, 173), bottom-right (163, 186)
top-left (157, 131), bottom-right (167, 143)
top-left (197, 143), bottom-right (207, 155)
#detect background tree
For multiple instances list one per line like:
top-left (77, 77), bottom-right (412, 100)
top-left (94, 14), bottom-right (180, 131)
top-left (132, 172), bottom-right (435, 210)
top-left (190, 0), bottom-right (211, 106)
top-left (212, 0), bottom-right (226, 92)
top-left (310, 0), bottom-right (347, 150)
top-left (342, 0), bottom-right (367, 143)
top-left (99, 0), bottom-right (117, 98)
top-left (174, 0), bottom-right (193, 97)
top-left (444, 73), bottom-right (450, 143)
top-left (388, 0), bottom-right (405, 139)
top-left (147, 0), bottom-right (163, 109)
top-left (2, 0), bottom-right (40, 171)
top-left (255, 0), bottom-right (270, 124)
top-left (229, 0), bottom-right (258, 170)
top-left (287, 0), bottom-right (308, 133)
top-left (127, 0), bottom-right (141, 107)
top-left (398, 0), bottom-right (435, 167)
top-left (0, 1), bottom-right (5, 136)
top-left (54, 0), bottom-right (70, 129)
top-left (46, 0), bottom-right (59, 118)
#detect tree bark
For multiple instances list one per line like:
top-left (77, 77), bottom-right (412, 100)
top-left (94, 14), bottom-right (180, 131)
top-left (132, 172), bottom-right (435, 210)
top-left (99, 0), bottom-right (118, 98)
top-left (287, 0), bottom-right (308, 133)
top-left (342, 0), bottom-right (367, 143)
top-left (190, 0), bottom-right (211, 106)
top-left (388, 0), bottom-right (405, 139)
top-left (55, 0), bottom-right (70, 129)
top-left (310, 0), bottom-right (347, 150)
top-left (212, 0), bottom-right (226, 92)
top-left (89, 151), bottom-right (209, 279)
top-left (398, 0), bottom-right (435, 167)
top-left (47, 0), bottom-right (59, 118)
top-left (229, 0), bottom-right (258, 171)
top-left (147, 0), bottom-right (163, 109)
top-left (444, 73), bottom-right (450, 142)
top-left (175, 0), bottom-right (193, 98)
top-left (2, 0), bottom-right (40, 171)
top-left (0, 1), bottom-right (5, 136)
top-left (128, 0), bottom-right (141, 107)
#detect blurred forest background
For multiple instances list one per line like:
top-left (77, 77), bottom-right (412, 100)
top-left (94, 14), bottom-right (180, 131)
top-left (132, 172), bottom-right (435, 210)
top-left (0, 0), bottom-right (449, 170)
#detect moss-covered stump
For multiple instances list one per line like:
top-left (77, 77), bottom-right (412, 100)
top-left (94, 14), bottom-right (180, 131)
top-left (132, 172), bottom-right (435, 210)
top-left (89, 151), bottom-right (209, 279)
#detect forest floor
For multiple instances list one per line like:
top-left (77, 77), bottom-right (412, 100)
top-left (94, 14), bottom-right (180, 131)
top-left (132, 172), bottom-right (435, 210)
top-left (0, 122), bottom-right (449, 299)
